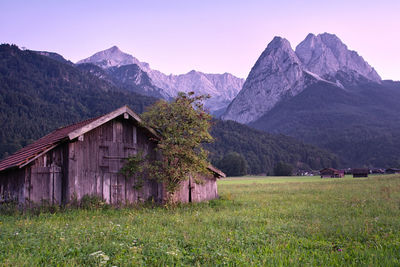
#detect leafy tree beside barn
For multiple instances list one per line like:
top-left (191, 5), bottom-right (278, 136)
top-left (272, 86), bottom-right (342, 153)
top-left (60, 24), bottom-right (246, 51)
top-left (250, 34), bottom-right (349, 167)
top-left (122, 92), bottom-right (214, 202)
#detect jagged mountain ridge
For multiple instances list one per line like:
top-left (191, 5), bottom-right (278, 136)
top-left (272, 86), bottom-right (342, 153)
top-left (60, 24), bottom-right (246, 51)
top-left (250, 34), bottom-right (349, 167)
top-left (222, 33), bottom-right (382, 123)
top-left (77, 63), bottom-right (167, 99)
top-left (77, 46), bottom-right (244, 111)
top-left (222, 37), bottom-right (327, 124)
top-left (295, 33), bottom-right (381, 84)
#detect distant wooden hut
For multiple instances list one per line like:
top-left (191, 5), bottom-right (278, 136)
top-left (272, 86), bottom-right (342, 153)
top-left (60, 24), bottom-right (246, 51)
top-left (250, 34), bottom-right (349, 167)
top-left (371, 168), bottom-right (385, 174)
top-left (0, 106), bottom-right (225, 206)
top-left (385, 168), bottom-right (400, 174)
top-left (352, 168), bottom-right (369, 178)
top-left (319, 168), bottom-right (344, 178)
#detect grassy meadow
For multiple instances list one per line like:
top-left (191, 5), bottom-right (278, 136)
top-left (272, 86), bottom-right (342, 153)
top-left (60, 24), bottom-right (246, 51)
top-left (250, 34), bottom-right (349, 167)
top-left (1, 174), bottom-right (400, 266)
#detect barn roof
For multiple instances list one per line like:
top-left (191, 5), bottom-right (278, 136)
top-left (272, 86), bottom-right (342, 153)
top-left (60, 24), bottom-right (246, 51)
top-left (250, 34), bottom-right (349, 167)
top-left (0, 106), bottom-right (154, 172)
top-left (208, 165), bottom-right (226, 178)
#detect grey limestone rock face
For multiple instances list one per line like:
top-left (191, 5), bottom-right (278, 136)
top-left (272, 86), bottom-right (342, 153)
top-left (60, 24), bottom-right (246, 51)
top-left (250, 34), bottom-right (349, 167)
top-left (222, 33), bottom-right (382, 124)
top-left (222, 37), bottom-right (313, 124)
top-left (77, 46), bottom-right (150, 70)
top-left (295, 33), bottom-right (381, 83)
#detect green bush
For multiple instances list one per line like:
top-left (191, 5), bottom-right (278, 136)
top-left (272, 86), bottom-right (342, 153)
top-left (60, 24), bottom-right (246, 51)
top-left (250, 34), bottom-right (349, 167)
top-left (274, 161), bottom-right (294, 176)
top-left (79, 195), bottom-right (107, 210)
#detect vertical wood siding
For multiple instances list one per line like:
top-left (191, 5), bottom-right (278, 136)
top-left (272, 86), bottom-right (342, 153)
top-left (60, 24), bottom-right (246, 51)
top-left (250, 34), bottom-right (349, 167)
top-left (0, 169), bottom-right (25, 204)
top-left (67, 116), bottom-right (162, 204)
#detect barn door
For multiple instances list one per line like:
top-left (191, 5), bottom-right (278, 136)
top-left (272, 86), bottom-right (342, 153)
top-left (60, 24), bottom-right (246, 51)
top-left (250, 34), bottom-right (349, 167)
top-left (99, 141), bottom-right (136, 205)
top-left (50, 165), bottom-right (62, 205)
top-left (30, 165), bottom-right (62, 205)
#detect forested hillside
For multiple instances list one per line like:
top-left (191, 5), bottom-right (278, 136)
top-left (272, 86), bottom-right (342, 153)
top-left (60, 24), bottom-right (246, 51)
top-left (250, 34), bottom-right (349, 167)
top-left (207, 120), bottom-right (339, 174)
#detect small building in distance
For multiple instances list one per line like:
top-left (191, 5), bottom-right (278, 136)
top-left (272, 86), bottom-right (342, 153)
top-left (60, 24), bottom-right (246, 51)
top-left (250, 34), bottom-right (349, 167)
top-left (352, 168), bottom-right (369, 178)
top-left (0, 106), bottom-right (225, 206)
top-left (385, 168), bottom-right (400, 174)
top-left (296, 170), bottom-right (313, 176)
top-left (319, 168), bottom-right (344, 178)
top-left (371, 168), bottom-right (385, 174)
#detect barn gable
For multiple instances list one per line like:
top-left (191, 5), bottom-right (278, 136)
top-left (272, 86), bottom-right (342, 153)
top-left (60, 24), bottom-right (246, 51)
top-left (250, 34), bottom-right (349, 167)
top-left (0, 116), bottom-right (100, 172)
top-left (0, 106), bottom-right (224, 205)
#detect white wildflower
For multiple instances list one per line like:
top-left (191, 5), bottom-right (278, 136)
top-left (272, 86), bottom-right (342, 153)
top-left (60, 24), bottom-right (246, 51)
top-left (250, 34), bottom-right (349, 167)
top-left (89, 251), bottom-right (110, 265)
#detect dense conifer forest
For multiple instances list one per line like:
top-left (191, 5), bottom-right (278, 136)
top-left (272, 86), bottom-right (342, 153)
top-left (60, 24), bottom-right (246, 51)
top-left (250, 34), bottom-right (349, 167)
top-left (206, 120), bottom-right (338, 174)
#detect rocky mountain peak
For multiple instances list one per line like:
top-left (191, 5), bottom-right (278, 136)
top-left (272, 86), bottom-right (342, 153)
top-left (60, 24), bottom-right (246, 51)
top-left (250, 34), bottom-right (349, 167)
top-left (221, 37), bottom-right (309, 124)
top-left (109, 45), bottom-right (120, 52)
top-left (295, 33), bottom-right (381, 83)
top-left (77, 46), bottom-right (150, 70)
top-left (268, 36), bottom-right (292, 50)
top-left (249, 36), bottom-right (302, 80)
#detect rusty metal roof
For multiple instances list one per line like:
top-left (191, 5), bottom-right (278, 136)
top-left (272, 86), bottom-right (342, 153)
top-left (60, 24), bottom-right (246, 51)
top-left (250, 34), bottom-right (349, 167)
top-left (0, 116), bottom-right (100, 172)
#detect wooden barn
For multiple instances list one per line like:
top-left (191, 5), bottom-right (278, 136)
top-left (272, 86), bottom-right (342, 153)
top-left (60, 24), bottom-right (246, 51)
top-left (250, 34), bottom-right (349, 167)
top-left (319, 168), bottom-right (344, 178)
top-left (0, 106), bottom-right (225, 206)
top-left (352, 168), bottom-right (369, 178)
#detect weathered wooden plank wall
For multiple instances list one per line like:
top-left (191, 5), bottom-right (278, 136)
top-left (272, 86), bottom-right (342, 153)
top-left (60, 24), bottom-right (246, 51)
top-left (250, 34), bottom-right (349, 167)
top-left (67, 116), bottom-right (162, 204)
top-left (0, 144), bottom-right (66, 205)
top-left (0, 168), bottom-right (25, 203)
top-left (191, 175), bottom-right (218, 202)
top-left (24, 145), bottom-right (65, 205)
top-left (172, 174), bottom-right (218, 203)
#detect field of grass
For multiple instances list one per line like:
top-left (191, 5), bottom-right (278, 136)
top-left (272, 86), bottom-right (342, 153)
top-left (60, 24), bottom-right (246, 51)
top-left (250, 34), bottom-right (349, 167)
top-left (219, 174), bottom-right (360, 184)
top-left (1, 174), bottom-right (400, 266)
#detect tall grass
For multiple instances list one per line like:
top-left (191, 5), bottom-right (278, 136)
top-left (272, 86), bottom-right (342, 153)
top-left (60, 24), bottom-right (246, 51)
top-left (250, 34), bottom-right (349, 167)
top-left (1, 175), bottom-right (400, 266)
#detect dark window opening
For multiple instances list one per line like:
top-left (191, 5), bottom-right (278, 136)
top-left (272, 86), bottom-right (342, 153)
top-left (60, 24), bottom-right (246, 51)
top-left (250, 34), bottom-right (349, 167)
top-left (188, 179), bottom-right (192, 203)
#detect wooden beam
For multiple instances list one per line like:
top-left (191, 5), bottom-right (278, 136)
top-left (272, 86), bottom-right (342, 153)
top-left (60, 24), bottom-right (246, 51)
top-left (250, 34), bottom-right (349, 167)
top-left (68, 106), bottom-right (161, 141)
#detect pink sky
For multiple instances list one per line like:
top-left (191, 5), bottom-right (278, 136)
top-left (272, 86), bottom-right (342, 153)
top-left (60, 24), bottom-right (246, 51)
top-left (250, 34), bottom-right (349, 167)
top-left (1, 0), bottom-right (399, 80)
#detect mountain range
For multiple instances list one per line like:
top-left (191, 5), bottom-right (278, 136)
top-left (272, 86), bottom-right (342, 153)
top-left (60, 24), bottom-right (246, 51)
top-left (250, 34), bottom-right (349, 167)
top-left (77, 46), bottom-right (244, 112)
top-left (1, 32), bottom-right (399, 169)
top-left (222, 33), bottom-right (400, 167)
top-left (222, 33), bottom-right (382, 123)
top-left (0, 44), bottom-right (338, 173)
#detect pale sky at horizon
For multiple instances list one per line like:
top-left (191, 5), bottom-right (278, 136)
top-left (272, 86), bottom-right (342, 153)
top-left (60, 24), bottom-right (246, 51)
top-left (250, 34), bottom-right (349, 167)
top-left (1, 0), bottom-right (399, 80)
